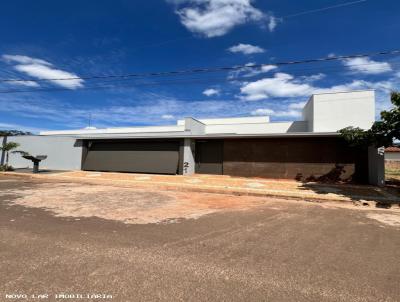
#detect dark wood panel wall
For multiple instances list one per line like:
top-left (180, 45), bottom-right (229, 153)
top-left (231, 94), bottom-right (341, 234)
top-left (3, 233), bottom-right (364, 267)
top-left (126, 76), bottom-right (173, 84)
top-left (196, 137), bottom-right (368, 183)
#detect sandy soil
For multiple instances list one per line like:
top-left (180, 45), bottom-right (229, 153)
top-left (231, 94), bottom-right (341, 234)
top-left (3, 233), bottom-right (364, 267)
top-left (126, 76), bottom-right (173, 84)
top-left (1, 175), bottom-right (400, 301)
top-left (366, 213), bottom-right (400, 227)
top-left (59, 170), bottom-right (395, 200)
top-left (2, 179), bottom-right (400, 228)
top-left (2, 182), bottom-right (268, 224)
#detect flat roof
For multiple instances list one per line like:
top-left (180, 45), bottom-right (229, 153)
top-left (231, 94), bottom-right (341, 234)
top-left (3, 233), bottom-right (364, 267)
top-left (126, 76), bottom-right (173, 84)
top-left (44, 132), bottom-right (340, 140)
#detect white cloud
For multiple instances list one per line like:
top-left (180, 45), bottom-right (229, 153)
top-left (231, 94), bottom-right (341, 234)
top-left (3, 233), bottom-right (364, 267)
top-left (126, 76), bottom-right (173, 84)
top-left (1, 91), bottom-right (299, 128)
top-left (0, 122), bottom-right (46, 133)
top-left (327, 79), bottom-right (393, 92)
top-left (260, 64), bottom-right (277, 73)
top-left (239, 70), bottom-right (397, 101)
top-left (343, 57), bottom-right (392, 75)
top-left (250, 108), bottom-right (274, 116)
top-left (228, 63), bottom-right (277, 79)
top-left (228, 43), bottom-right (265, 55)
top-left (288, 101), bottom-right (306, 109)
top-left (251, 107), bottom-right (302, 118)
top-left (1, 73), bottom-right (395, 130)
top-left (238, 65), bottom-right (399, 101)
top-left (161, 114), bottom-right (175, 120)
top-left (2, 54), bottom-right (84, 89)
top-left (2, 54), bottom-right (52, 66)
top-left (267, 15), bottom-right (277, 31)
top-left (168, 0), bottom-right (273, 37)
top-left (300, 73), bottom-right (326, 82)
top-left (274, 109), bottom-right (302, 118)
top-left (240, 72), bottom-right (316, 100)
top-left (203, 88), bottom-right (220, 96)
top-left (14, 64), bottom-right (84, 89)
top-left (5, 80), bottom-right (40, 87)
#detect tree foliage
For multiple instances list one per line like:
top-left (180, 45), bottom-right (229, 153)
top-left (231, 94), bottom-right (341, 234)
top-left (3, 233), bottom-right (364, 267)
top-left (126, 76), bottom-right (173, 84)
top-left (0, 142), bottom-right (20, 152)
top-left (0, 130), bottom-right (32, 136)
top-left (0, 142), bottom-right (28, 168)
top-left (339, 91), bottom-right (400, 147)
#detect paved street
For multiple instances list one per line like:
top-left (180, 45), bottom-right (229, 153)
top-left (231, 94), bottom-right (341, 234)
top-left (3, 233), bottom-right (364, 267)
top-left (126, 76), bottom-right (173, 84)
top-left (1, 174), bottom-right (400, 301)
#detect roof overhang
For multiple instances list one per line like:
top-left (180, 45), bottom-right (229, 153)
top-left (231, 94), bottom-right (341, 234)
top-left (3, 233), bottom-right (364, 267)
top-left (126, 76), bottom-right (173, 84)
top-left (51, 132), bottom-right (340, 140)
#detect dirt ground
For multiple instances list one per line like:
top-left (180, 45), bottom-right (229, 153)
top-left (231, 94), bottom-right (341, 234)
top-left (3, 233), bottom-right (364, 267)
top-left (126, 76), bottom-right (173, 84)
top-left (0, 178), bottom-right (271, 224)
top-left (1, 174), bottom-right (400, 301)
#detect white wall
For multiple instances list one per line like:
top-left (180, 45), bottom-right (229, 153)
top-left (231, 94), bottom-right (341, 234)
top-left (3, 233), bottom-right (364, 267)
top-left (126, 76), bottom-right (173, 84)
top-left (385, 153), bottom-right (400, 161)
top-left (177, 116), bottom-right (270, 126)
top-left (182, 138), bottom-right (195, 175)
top-left (184, 117), bottom-right (206, 135)
top-left (40, 125), bottom-right (185, 136)
top-left (5, 136), bottom-right (83, 170)
top-left (302, 95), bottom-right (314, 132)
top-left (308, 90), bottom-right (375, 132)
top-left (205, 121), bottom-right (308, 134)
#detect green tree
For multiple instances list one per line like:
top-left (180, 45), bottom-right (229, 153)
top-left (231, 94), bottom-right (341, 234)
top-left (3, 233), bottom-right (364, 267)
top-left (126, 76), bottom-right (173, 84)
top-left (0, 142), bottom-right (27, 169)
top-left (339, 91), bottom-right (400, 147)
top-left (0, 130), bottom-right (32, 136)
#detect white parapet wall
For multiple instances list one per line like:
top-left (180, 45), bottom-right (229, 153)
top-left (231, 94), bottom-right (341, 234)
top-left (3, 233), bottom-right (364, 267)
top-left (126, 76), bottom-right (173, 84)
top-left (303, 90), bottom-right (375, 132)
top-left (4, 136), bottom-right (83, 170)
top-left (40, 125), bottom-right (186, 136)
top-left (177, 116), bottom-right (270, 126)
top-left (205, 121), bottom-right (308, 134)
top-left (178, 116), bottom-right (308, 134)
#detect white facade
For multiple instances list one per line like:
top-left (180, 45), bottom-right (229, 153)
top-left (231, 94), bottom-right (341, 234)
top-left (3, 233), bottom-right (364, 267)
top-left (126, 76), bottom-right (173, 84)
top-left (302, 90), bottom-right (375, 132)
top-left (6, 136), bottom-right (83, 170)
top-left (40, 90), bottom-right (376, 138)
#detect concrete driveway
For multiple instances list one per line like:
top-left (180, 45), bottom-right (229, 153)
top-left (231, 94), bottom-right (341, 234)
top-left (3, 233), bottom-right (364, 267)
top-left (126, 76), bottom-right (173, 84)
top-left (1, 174), bottom-right (400, 301)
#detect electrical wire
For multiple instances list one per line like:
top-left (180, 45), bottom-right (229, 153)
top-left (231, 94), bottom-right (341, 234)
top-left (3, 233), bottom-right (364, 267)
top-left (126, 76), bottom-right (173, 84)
top-left (0, 49), bottom-right (398, 84)
top-left (281, 0), bottom-right (368, 19)
top-left (1, 61), bottom-right (398, 94)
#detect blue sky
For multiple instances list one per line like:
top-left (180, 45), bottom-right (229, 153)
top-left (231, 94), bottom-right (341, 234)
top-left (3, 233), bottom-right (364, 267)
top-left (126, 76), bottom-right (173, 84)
top-left (0, 0), bottom-right (399, 132)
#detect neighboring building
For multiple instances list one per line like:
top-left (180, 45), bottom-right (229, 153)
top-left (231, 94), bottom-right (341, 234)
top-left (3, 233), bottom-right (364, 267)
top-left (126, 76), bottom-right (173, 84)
top-left (385, 146), bottom-right (400, 161)
top-left (2, 90), bottom-right (384, 185)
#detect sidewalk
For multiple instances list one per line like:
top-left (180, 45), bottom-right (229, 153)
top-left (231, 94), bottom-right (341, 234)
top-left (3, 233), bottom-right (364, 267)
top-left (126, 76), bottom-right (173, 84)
top-left (2, 170), bottom-right (399, 206)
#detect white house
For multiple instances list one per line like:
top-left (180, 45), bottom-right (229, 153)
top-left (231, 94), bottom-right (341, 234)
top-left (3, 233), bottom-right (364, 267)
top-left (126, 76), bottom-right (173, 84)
top-left (3, 90), bottom-right (384, 185)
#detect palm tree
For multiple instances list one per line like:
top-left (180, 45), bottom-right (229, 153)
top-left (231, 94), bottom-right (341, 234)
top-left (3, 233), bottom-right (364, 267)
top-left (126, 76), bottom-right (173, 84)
top-left (0, 142), bottom-right (22, 168)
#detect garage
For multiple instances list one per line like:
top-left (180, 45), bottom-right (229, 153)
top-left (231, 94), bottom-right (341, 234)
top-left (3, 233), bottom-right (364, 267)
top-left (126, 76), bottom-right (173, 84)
top-left (82, 139), bottom-right (181, 174)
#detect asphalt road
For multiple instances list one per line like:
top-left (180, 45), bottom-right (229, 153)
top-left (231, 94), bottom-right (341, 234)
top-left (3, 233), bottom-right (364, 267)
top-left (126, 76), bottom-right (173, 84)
top-left (0, 175), bottom-right (399, 302)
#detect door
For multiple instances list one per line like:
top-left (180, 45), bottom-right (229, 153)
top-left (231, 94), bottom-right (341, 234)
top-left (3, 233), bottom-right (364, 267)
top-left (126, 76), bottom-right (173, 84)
top-left (195, 140), bottom-right (223, 174)
top-left (82, 140), bottom-right (180, 174)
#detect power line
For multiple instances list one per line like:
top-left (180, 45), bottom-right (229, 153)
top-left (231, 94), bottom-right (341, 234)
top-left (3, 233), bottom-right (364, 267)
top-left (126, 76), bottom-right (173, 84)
top-left (1, 60), bottom-right (399, 94)
top-left (1, 59), bottom-right (399, 94)
top-left (281, 0), bottom-right (368, 19)
top-left (0, 49), bottom-right (399, 84)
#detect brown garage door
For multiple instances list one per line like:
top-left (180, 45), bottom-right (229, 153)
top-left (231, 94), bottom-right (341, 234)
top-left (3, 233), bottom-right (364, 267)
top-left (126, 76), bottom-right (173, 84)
top-left (222, 137), bottom-right (364, 181)
top-left (82, 140), bottom-right (180, 174)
